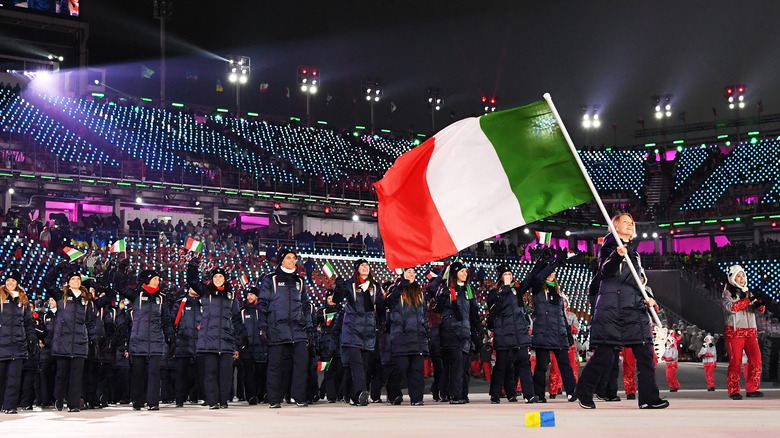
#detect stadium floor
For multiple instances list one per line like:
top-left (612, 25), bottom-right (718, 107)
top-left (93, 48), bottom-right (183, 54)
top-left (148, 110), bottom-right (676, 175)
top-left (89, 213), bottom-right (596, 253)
top-left (3, 362), bottom-right (779, 437)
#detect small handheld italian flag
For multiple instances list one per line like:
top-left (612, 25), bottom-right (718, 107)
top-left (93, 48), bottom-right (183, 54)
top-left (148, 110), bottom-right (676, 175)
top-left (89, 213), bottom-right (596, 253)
top-left (426, 271), bottom-right (437, 280)
top-left (317, 361), bottom-right (330, 372)
top-left (63, 246), bottom-right (85, 261)
top-left (536, 231), bottom-right (552, 244)
top-left (185, 237), bottom-right (204, 253)
top-left (240, 274), bottom-right (250, 288)
top-left (322, 261), bottom-right (336, 278)
top-left (325, 312), bottom-right (336, 326)
top-left (109, 238), bottom-right (126, 253)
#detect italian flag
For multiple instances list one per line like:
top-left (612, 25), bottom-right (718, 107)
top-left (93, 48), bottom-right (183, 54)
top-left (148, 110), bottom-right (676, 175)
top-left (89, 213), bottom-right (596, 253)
top-left (63, 246), bottom-right (84, 261)
top-left (185, 237), bottom-right (204, 253)
top-left (536, 231), bottom-right (552, 244)
top-left (240, 274), bottom-right (249, 288)
top-left (325, 312), bottom-right (336, 326)
top-left (109, 238), bottom-right (126, 253)
top-left (317, 361), bottom-right (330, 372)
top-left (375, 99), bottom-right (593, 269)
top-left (322, 261), bottom-right (336, 278)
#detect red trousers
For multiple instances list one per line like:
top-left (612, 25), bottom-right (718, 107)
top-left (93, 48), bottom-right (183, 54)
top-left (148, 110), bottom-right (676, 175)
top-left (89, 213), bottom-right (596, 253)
top-left (726, 335), bottom-right (761, 395)
top-left (623, 347), bottom-right (636, 395)
top-left (665, 362), bottom-right (680, 390)
top-left (703, 362), bottom-right (716, 389)
top-left (548, 354), bottom-right (562, 395)
top-left (568, 344), bottom-right (579, 382)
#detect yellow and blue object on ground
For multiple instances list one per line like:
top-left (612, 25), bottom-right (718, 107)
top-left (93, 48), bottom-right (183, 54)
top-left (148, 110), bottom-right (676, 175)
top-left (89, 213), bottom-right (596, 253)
top-left (525, 411), bottom-right (555, 427)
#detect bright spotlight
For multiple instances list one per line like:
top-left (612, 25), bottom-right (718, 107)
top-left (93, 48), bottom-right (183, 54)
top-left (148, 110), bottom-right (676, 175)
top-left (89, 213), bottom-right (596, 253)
top-left (352, 213), bottom-right (359, 221)
top-left (582, 119), bottom-right (591, 128)
top-left (135, 196), bottom-right (142, 203)
top-left (8, 188), bottom-right (14, 195)
top-left (249, 206), bottom-right (255, 212)
top-left (228, 73), bottom-right (238, 83)
top-left (366, 95), bottom-right (371, 101)
top-left (592, 119), bottom-right (601, 128)
top-left (565, 230), bottom-right (571, 236)
top-left (652, 232), bottom-right (658, 238)
top-left (655, 112), bottom-right (663, 119)
top-left (665, 104), bottom-right (671, 111)
top-left (301, 85), bottom-right (308, 92)
top-left (523, 228), bottom-right (530, 234)
top-left (239, 75), bottom-right (248, 84)
top-left (642, 233), bottom-right (648, 238)
top-left (309, 85), bottom-right (317, 94)
top-left (665, 111), bottom-right (672, 117)
top-left (374, 96), bottom-right (380, 102)
top-left (94, 79), bottom-right (100, 85)
top-left (738, 102), bottom-right (745, 109)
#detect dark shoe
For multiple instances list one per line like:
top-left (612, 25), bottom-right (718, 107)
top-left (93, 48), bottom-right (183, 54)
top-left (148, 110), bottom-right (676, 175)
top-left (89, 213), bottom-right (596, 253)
top-left (55, 400), bottom-right (63, 411)
top-left (5, 409), bottom-right (17, 414)
top-left (670, 389), bottom-right (678, 392)
top-left (411, 401), bottom-right (424, 406)
top-left (269, 403), bottom-right (281, 409)
top-left (449, 399), bottom-right (467, 405)
top-left (295, 401), bottom-right (308, 407)
top-left (392, 396), bottom-right (403, 406)
top-left (490, 397), bottom-right (500, 404)
top-left (370, 398), bottom-right (382, 404)
top-left (639, 399), bottom-right (670, 409)
top-left (578, 399), bottom-right (596, 409)
top-left (626, 393), bottom-right (636, 400)
top-left (525, 395), bottom-right (539, 404)
top-left (464, 397), bottom-right (470, 403)
top-left (567, 394), bottom-right (577, 402)
top-left (358, 391), bottom-right (369, 406)
top-left (708, 387), bottom-right (715, 391)
top-left (132, 405), bottom-right (142, 411)
top-left (21, 406), bottom-right (33, 411)
top-left (79, 398), bottom-right (86, 410)
top-left (729, 394), bottom-right (743, 400)
top-left (220, 404), bottom-right (228, 409)
top-left (549, 394), bottom-right (556, 399)
top-left (327, 399), bottom-right (336, 404)
top-left (148, 405), bottom-right (159, 411)
top-left (209, 405), bottom-right (219, 410)
top-left (68, 408), bottom-right (80, 412)
top-left (248, 396), bottom-right (258, 406)
top-left (507, 396), bottom-right (518, 403)
top-left (284, 398), bottom-right (292, 405)
top-left (536, 397), bottom-right (547, 403)
top-left (100, 395), bottom-right (108, 408)
top-left (175, 403), bottom-right (184, 408)
top-left (746, 391), bottom-right (764, 397)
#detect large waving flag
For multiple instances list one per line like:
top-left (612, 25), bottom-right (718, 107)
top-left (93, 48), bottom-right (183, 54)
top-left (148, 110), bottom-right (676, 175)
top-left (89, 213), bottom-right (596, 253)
top-left (375, 99), bottom-right (593, 269)
top-left (63, 246), bottom-right (85, 261)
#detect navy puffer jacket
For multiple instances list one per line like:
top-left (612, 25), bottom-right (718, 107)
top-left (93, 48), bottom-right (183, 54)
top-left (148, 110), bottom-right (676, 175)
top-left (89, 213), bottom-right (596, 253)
top-left (187, 263), bottom-right (245, 354)
top-left (40, 309), bottom-right (56, 361)
top-left (432, 278), bottom-right (481, 354)
top-left (239, 302), bottom-right (268, 362)
top-left (257, 269), bottom-right (312, 345)
top-left (334, 276), bottom-right (383, 351)
top-left (122, 286), bottom-right (173, 356)
top-left (589, 233), bottom-right (653, 347)
top-left (0, 291), bottom-right (36, 360)
top-left (316, 303), bottom-right (344, 359)
top-left (385, 279), bottom-right (430, 356)
top-left (487, 283), bottom-right (532, 350)
top-left (171, 295), bottom-right (202, 358)
top-left (44, 265), bottom-right (97, 358)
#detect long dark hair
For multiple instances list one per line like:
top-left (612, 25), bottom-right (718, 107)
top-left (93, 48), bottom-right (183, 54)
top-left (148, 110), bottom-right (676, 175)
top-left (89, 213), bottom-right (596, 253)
top-left (401, 281), bottom-right (424, 307)
top-left (0, 284), bottom-right (28, 311)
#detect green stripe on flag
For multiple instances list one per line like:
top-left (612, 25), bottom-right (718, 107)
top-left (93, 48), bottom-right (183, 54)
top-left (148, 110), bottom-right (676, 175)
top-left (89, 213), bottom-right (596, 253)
top-left (479, 101), bottom-right (594, 224)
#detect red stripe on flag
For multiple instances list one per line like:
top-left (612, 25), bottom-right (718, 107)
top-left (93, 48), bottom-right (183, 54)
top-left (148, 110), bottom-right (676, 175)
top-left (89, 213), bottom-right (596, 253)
top-left (375, 137), bottom-right (457, 269)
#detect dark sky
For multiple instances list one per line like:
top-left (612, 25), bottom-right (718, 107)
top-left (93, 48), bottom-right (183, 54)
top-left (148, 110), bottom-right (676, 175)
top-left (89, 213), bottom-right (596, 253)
top-left (80, 0), bottom-right (780, 145)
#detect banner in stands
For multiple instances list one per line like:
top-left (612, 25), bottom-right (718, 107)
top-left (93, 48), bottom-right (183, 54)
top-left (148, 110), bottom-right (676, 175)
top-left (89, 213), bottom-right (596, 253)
top-left (0, 1), bottom-right (79, 17)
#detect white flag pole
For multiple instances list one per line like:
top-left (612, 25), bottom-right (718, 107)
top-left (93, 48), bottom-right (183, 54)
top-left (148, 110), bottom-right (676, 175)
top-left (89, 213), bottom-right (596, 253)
top-left (543, 93), bottom-right (662, 328)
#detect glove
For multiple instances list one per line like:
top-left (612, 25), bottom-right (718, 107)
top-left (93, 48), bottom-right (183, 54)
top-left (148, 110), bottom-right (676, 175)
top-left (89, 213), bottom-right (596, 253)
top-left (188, 255), bottom-right (201, 268)
top-left (751, 299), bottom-right (764, 308)
top-left (242, 337), bottom-right (251, 349)
top-left (27, 340), bottom-right (39, 357)
top-left (258, 329), bottom-right (268, 345)
top-left (306, 332), bottom-right (313, 347)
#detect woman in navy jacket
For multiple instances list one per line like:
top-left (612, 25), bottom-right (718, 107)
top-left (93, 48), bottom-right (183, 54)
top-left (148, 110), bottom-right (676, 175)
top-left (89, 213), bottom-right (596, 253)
top-left (574, 213), bottom-right (667, 410)
top-left (487, 264), bottom-right (538, 404)
top-left (187, 255), bottom-right (244, 410)
top-left (530, 254), bottom-right (577, 403)
top-left (113, 269), bottom-right (173, 410)
top-left (432, 261), bottom-right (482, 404)
top-left (0, 269), bottom-right (36, 414)
top-left (333, 258), bottom-right (383, 406)
top-left (385, 268), bottom-right (429, 406)
top-left (43, 262), bottom-right (96, 412)
top-left (171, 287), bottom-right (203, 407)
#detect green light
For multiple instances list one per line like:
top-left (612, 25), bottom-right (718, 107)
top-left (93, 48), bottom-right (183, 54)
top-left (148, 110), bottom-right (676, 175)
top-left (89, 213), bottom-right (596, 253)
top-left (673, 222), bottom-right (685, 226)
top-left (644, 142), bottom-right (656, 147)
top-left (676, 146), bottom-right (683, 152)
top-left (317, 121), bottom-right (328, 125)
top-left (41, 175), bottom-right (56, 180)
top-left (353, 132), bottom-right (359, 137)
top-left (417, 134), bottom-right (427, 137)
top-left (171, 102), bottom-right (184, 108)
top-left (750, 138), bottom-right (757, 144)
top-left (658, 224), bottom-right (670, 228)
top-left (704, 220), bottom-right (717, 224)
top-left (135, 183), bottom-right (148, 187)
top-left (58, 177), bottom-right (74, 182)
top-left (290, 117), bottom-right (301, 121)
top-left (217, 108), bottom-right (229, 113)
top-left (725, 141), bottom-right (731, 146)
top-left (247, 112), bottom-right (259, 117)
top-left (717, 134), bottom-right (729, 139)
top-left (735, 217), bottom-right (741, 222)
top-left (241, 193), bottom-right (254, 197)
top-left (770, 215), bottom-right (780, 219)
top-left (141, 97), bottom-right (153, 102)
top-left (381, 129), bottom-right (391, 133)
top-left (19, 174), bottom-right (35, 178)
top-left (673, 140), bottom-right (684, 144)
top-left (654, 149), bottom-right (659, 154)
top-left (605, 147), bottom-right (612, 151)
top-left (225, 191), bottom-right (238, 195)
top-left (701, 144), bottom-right (706, 148)
top-left (117, 182), bottom-right (131, 186)
top-left (748, 131), bottom-right (759, 136)
top-left (722, 218), bottom-right (734, 222)
top-left (688, 221), bottom-right (701, 225)
top-left (214, 114), bottom-right (222, 121)
top-left (91, 92), bottom-right (104, 98)
top-left (753, 216), bottom-right (766, 220)
top-left (355, 125), bottom-right (366, 130)
top-left (413, 139), bottom-right (420, 146)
